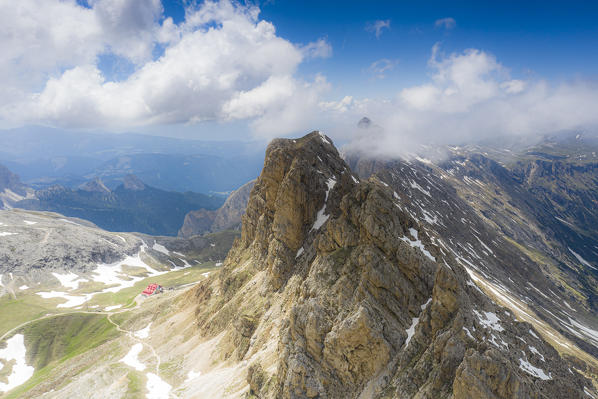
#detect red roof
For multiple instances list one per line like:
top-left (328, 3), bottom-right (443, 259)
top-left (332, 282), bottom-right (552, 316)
top-left (142, 283), bottom-right (158, 295)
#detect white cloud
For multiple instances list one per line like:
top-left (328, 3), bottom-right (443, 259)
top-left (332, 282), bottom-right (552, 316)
top-left (1, 0), bottom-right (327, 135)
top-left (301, 38), bottom-right (333, 59)
top-left (435, 17), bottom-right (456, 30)
top-left (366, 20), bottom-right (391, 38)
top-left (368, 58), bottom-right (397, 79)
top-left (321, 45), bottom-right (598, 157)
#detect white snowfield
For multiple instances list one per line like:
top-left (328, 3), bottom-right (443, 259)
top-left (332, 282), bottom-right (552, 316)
top-left (36, 291), bottom-right (93, 308)
top-left (52, 272), bottom-right (87, 290)
top-left (120, 343), bottom-right (146, 371)
top-left (120, 342), bottom-right (172, 399)
top-left (37, 248), bottom-right (169, 308)
top-left (146, 373), bottom-right (172, 398)
top-left (0, 334), bottom-right (35, 392)
top-left (104, 305), bottom-right (122, 311)
top-left (186, 370), bottom-right (202, 382)
top-left (134, 323), bottom-right (152, 339)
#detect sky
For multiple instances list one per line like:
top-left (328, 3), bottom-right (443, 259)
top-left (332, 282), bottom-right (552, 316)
top-left (1, 0), bottom-right (598, 154)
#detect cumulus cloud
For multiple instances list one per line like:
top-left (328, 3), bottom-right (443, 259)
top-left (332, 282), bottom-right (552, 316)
top-left (435, 17), bottom-right (456, 30)
top-left (2, 1), bottom-right (598, 151)
top-left (0, 0), bottom-right (329, 135)
top-left (320, 44), bottom-right (598, 157)
top-left (366, 19), bottom-right (391, 38)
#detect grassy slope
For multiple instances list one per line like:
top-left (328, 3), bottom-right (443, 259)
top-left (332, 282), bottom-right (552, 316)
top-left (0, 263), bottom-right (219, 340)
top-left (2, 314), bottom-right (118, 399)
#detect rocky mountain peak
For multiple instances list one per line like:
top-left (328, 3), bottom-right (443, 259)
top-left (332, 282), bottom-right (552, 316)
top-left (191, 131), bottom-right (593, 398)
top-left (122, 174), bottom-right (146, 191)
top-left (0, 163), bottom-right (27, 195)
top-left (79, 177), bottom-right (111, 194)
top-left (235, 130), bottom-right (359, 289)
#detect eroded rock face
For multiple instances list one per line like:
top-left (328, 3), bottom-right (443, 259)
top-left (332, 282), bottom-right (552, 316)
top-left (191, 132), bottom-right (594, 399)
top-left (179, 180), bottom-right (256, 237)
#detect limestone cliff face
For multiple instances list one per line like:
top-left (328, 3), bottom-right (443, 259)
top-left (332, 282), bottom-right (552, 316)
top-left (179, 180), bottom-right (256, 237)
top-left (190, 132), bottom-right (594, 399)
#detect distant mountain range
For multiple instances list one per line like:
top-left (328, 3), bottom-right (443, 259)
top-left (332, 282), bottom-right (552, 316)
top-left (1, 167), bottom-right (225, 236)
top-left (0, 126), bottom-right (265, 193)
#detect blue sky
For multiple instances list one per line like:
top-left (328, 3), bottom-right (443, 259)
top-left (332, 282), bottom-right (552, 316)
top-left (1, 0), bottom-right (598, 151)
top-left (259, 0), bottom-right (598, 93)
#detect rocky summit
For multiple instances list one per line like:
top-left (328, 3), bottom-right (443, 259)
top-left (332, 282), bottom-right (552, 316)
top-left (183, 131), bottom-right (596, 398)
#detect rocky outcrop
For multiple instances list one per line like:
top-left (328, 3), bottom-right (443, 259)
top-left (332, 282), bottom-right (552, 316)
top-left (0, 164), bottom-right (34, 209)
top-left (78, 177), bottom-right (111, 194)
top-left (189, 132), bottom-right (594, 398)
top-left (179, 179), bottom-right (255, 237)
top-left (122, 174), bottom-right (145, 191)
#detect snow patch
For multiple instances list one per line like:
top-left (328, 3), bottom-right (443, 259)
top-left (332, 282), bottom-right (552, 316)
top-left (405, 298), bottom-right (432, 347)
top-left (121, 343), bottom-right (145, 371)
top-left (518, 358), bottom-right (551, 380)
top-left (295, 247), bottom-right (304, 259)
top-left (152, 243), bottom-right (170, 256)
top-left (0, 232), bottom-right (17, 237)
top-left (474, 310), bottom-right (504, 332)
top-left (92, 251), bottom-right (167, 294)
top-left (52, 272), bottom-right (87, 290)
top-left (310, 177), bottom-right (336, 231)
top-left (215, 262), bottom-right (223, 266)
top-left (528, 346), bottom-right (545, 362)
top-left (105, 305), bottom-right (122, 311)
top-left (18, 285), bottom-right (28, 290)
top-left (409, 180), bottom-right (431, 197)
top-left (399, 228), bottom-right (436, 261)
top-left (568, 317), bottom-right (598, 347)
top-left (36, 291), bottom-right (93, 308)
top-left (134, 323), bottom-right (152, 339)
top-left (463, 327), bottom-right (475, 340)
top-left (318, 131), bottom-right (331, 145)
top-left (23, 220), bottom-right (37, 225)
top-left (568, 247), bottom-right (597, 270)
top-left (186, 370), bottom-right (202, 382)
top-left (146, 372), bottom-right (171, 399)
top-left (563, 301), bottom-right (576, 312)
top-left (0, 334), bottom-right (35, 392)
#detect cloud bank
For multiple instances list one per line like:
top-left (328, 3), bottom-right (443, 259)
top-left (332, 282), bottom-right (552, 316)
top-left (322, 44), bottom-right (598, 157)
top-left (1, 0), bottom-right (598, 155)
top-left (0, 0), bottom-right (330, 135)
